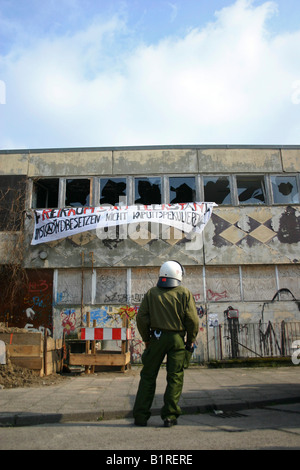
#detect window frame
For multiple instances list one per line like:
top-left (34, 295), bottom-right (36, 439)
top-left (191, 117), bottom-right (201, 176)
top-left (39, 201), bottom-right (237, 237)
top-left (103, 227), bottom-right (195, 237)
top-left (201, 174), bottom-right (234, 205)
top-left (235, 174), bottom-right (268, 206)
top-left (269, 173), bottom-right (300, 205)
top-left (63, 177), bottom-right (93, 208)
top-left (134, 176), bottom-right (163, 206)
top-left (32, 177), bottom-right (60, 209)
top-left (29, 172), bottom-right (300, 210)
top-left (99, 177), bottom-right (128, 207)
top-left (167, 175), bottom-right (197, 204)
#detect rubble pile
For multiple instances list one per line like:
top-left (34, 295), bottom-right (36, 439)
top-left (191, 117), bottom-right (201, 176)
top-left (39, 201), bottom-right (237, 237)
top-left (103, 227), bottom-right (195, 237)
top-left (0, 323), bottom-right (67, 389)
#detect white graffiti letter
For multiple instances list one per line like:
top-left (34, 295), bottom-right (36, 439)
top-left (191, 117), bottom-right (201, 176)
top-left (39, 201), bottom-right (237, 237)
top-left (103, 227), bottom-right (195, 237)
top-left (26, 308), bottom-right (35, 320)
top-left (291, 340), bottom-right (300, 365)
top-left (291, 80), bottom-right (300, 105)
top-left (0, 80), bottom-right (5, 104)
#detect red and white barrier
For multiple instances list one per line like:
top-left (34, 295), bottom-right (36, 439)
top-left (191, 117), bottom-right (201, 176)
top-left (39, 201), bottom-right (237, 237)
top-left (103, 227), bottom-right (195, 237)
top-left (81, 327), bottom-right (132, 341)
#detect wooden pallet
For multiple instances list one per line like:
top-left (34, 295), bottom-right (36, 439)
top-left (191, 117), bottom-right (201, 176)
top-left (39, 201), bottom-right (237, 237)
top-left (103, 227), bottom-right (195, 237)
top-left (69, 351), bottom-right (130, 368)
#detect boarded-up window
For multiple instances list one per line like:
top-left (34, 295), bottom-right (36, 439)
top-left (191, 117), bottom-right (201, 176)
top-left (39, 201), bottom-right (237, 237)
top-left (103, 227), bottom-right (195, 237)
top-left (242, 265), bottom-right (277, 301)
top-left (184, 266), bottom-right (205, 302)
top-left (131, 266), bottom-right (204, 303)
top-left (205, 266), bottom-right (241, 302)
top-left (0, 268), bottom-right (53, 333)
top-left (131, 267), bottom-right (159, 303)
top-left (277, 265), bottom-right (300, 299)
top-left (96, 268), bottom-right (127, 304)
top-left (56, 269), bottom-right (92, 305)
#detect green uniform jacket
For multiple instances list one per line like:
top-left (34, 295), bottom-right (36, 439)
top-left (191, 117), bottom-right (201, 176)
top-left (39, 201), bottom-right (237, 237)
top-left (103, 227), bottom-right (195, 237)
top-left (136, 285), bottom-right (199, 344)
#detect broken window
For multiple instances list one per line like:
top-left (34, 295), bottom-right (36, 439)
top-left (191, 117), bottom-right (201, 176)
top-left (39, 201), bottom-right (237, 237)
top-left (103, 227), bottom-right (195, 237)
top-left (0, 175), bottom-right (26, 230)
top-left (271, 175), bottom-right (299, 204)
top-left (169, 177), bottom-right (196, 203)
top-left (100, 178), bottom-right (127, 206)
top-left (203, 176), bottom-right (231, 204)
top-left (65, 179), bottom-right (91, 207)
top-left (237, 176), bottom-right (266, 204)
top-left (32, 178), bottom-right (59, 208)
top-left (134, 177), bottom-right (161, 205)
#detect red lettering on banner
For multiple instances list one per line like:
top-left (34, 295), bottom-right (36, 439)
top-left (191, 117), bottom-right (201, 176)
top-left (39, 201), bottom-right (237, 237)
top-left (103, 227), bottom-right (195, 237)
top-left (84, 207), bottom-right (94, 214)
top-left (42, 209), bottom-right (52, 220)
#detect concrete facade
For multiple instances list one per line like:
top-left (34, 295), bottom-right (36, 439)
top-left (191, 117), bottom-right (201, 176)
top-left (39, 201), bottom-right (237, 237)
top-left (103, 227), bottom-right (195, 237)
top-left (0, 146), bottom-right (299, 362)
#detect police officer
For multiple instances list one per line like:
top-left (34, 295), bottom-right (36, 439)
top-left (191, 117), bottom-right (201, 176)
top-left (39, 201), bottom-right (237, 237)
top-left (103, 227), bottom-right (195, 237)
top-left (133, 260), bottom-right (199, 427)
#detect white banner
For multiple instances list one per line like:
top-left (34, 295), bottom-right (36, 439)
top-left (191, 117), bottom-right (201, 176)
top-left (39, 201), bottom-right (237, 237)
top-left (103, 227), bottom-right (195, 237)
top-left (31, 202), bottom-right (216, 245)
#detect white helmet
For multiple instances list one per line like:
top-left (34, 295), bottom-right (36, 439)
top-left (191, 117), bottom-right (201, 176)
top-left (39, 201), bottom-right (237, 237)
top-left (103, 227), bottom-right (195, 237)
top-left (157, 260), bottom-right (185, 288)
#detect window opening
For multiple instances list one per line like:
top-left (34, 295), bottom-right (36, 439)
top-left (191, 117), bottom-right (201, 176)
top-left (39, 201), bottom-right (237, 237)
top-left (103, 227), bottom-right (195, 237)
top-left (271, 175), bottom-right (299, 204)
top-left (237, 176), bottom-right (266, 204)
top-left (65, 179), bottom-right (90, 207)
top-left (32, 178), bottom-right (59, 208)
top-left (0, 175), bottom-right (26, 231)
top-left (169, 177), bottom-right (196, 203)
top-left (134, 177), bottom-right (161, 205)
top-left (203, 176), bottom-right (231, 204)
top-left (100, 178), bottom-right (127, 206)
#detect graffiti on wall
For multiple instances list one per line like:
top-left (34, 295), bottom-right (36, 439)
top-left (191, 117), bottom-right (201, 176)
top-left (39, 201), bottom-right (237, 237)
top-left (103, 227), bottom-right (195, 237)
top-left (57, 300), bottom-right (207, 362)
top-left (207, 289), bottom-right (228, 301)
top-left (0, 269), bottom-right (53, 335)
top-left (60, 309), bottom-right (76, 336)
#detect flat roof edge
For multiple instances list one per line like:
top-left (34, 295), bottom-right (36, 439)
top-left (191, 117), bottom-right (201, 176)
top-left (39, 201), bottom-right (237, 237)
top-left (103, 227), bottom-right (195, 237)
top-left (0, 144), bottom-right (300, 154)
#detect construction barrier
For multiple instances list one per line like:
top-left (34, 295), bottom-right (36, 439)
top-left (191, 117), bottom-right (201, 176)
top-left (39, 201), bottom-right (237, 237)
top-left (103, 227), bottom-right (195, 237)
top-left (68, 314), bottom-right (131, 373)
top-left (81, 327), bottom-right (132, 341)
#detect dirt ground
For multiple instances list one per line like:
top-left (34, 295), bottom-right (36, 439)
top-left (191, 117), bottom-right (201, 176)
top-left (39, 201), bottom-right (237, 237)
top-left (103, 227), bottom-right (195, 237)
top-left (0, 323), bottom-right (69, 389)
top-left (0, 361), bottom-right (68, 389)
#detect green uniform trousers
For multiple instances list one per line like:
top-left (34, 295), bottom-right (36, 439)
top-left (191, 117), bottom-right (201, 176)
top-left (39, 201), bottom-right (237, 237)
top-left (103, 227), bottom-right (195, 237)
top-left (133, 330), bottom-right (186, 424)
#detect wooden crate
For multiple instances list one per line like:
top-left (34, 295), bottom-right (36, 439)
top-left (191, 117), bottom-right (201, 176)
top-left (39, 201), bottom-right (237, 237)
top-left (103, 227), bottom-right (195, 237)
top-left (44, 335), bottom-right (64, 376)
top-left (0, 331), bottom-right (63, 376)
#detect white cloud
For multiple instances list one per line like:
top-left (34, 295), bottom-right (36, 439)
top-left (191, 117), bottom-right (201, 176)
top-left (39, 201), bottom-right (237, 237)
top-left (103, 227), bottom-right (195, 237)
top-left (1, 0), bottom-right (300, 149)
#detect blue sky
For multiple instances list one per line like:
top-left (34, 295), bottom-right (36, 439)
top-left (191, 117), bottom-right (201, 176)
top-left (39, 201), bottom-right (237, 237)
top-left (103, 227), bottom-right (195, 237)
top-left (0, 0), bottom-right (300, 150)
